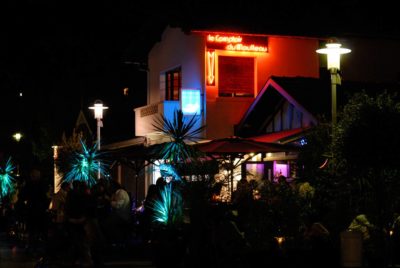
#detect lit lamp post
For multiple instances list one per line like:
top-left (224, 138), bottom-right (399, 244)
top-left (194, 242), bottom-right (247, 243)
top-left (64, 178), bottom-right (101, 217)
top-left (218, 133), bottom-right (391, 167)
top-left (89, 100), bottom-right (108, 179)
top-left (316, 42), bottom-right (351, 125)
top-left (12, 132), bottom-right (23, 177)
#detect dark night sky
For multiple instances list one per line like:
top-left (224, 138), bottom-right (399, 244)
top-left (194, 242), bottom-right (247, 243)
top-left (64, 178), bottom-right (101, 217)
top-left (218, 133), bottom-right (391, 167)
top-left (1, 0), bottom-right (400, 151)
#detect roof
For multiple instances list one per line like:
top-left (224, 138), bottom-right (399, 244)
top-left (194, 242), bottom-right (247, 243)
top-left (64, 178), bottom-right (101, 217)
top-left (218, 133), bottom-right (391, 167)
top-left (250, 128), bottom-right (308, 144)
top-left (236, 75), bottom-right (400, 137)
top-left (100, 137), bottom-right (152, 160)
top-left (270, 76), bottom-right (331, 119)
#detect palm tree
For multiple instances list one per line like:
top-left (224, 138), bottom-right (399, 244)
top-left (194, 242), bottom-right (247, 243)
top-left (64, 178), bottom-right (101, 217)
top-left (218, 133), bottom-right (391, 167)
top-left (152, 109), bottom-right (205, 164)
top-left (150, 109), bottom-right (206, 226)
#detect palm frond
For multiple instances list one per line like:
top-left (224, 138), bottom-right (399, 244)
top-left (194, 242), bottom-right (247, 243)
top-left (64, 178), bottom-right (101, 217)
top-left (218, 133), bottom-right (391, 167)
top-left (152, 109), bottom-right (205, 163)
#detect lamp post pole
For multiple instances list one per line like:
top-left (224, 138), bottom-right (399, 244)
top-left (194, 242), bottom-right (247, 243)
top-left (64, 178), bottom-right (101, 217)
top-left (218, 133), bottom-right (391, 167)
top-left (330, 67), bottom-right (339, 125)
top-left (89, 100), bottom-right (108, 179)
top-left (317, 42), bottom-right (351, 127)
top-left (317, 42), bottom-right (351, 168)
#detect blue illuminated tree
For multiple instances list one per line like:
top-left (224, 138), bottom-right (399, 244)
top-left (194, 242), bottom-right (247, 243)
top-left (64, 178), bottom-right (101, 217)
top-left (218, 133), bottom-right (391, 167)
top-left (151, 109), bottom-right (205, 226)
top-left (0, 157), bottom-right (16, 199)
top-left (63, 139), bottom-right (108, 188)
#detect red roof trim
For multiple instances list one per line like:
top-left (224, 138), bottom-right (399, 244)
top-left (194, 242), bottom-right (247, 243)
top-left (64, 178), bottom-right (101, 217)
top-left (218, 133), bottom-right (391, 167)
top-left (250, 128), bottom-right (307, 143)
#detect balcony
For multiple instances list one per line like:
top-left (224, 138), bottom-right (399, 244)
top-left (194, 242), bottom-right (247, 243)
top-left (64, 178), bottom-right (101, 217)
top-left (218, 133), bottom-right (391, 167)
top-left (134, 100), bottom-right (180, 140)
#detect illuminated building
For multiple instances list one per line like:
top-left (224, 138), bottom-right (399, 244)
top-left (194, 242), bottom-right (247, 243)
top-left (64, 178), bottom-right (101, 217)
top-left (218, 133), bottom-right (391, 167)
top-left (113, 26), bottom-right (400, 199)
top-left (135, 26), bottom-right (321, 142)
top-left (130, 26), bottom-right (323, 190)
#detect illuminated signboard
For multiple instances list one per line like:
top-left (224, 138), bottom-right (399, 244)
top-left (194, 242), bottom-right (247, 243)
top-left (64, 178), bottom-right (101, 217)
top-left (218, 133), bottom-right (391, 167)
top-left (181, 89), bottom-right (201, 115)
top-left (206, 33), bottom-right (268, 53)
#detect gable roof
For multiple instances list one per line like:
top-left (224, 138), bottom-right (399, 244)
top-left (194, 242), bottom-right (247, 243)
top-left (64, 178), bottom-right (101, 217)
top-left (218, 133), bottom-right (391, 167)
top-left (236, 75), bottom-right (400, 137)
top-left (75, 109), bottom-right (93, 138)
top-left (235, 76), bottom-right (322, 137)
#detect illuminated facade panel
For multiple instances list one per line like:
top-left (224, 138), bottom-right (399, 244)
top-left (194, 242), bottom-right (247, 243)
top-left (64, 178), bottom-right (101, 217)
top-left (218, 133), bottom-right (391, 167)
top-left (181, 89), bottom-right (201, 115)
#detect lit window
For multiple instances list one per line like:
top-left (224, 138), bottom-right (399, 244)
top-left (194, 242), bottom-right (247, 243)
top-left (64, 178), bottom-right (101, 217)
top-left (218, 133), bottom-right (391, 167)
top-left (165, 67), bottom-right (181, 101)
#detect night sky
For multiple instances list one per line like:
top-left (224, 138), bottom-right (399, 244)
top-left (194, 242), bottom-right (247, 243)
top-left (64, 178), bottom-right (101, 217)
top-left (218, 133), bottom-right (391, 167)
top-left (1, 0), bottom-right (400, 153)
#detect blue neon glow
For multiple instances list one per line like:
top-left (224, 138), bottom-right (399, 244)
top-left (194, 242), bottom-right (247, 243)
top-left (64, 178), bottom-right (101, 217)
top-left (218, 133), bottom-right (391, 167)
top-left (181, 89), bottom-right (201, 115)
top-left (0, 158), bottom-right (15, 198)
top-left (159, 163), bottom-right (181, 181)
top-left (64, 140), bottom-right (107, 188)
top-left (300, 138), bottom-right (308, 146)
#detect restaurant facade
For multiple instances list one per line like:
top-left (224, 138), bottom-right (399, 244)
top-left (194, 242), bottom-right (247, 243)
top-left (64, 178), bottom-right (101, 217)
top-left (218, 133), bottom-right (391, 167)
top-left (123, 26), bottom-right (328, 197)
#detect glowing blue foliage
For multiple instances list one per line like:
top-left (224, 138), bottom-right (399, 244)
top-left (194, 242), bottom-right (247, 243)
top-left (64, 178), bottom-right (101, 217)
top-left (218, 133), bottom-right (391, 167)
top-left (152, 183), bottom-right (172, 224)
top-left (152, 183), bottom-right (183, 226)
top-left (159, 163), bottom-right (181, 181)
top-left (64, 140), bottom-right (107, 188)
top-left (0, 158), bottom-right (15, 198)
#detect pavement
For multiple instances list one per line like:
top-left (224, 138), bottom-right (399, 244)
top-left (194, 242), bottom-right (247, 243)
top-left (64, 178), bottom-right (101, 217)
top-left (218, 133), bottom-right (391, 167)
top-left (0, 231), bottom-right (155, 268)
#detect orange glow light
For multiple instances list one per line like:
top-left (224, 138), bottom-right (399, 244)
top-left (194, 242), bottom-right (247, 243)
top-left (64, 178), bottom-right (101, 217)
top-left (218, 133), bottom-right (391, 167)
top-left (207, 50), bottom-right (215, 85)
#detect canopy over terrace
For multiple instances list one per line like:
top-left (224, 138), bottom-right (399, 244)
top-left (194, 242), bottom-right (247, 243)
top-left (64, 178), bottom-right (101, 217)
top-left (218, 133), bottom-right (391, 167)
top-left (194, 136), bottom-right (298, 155)
top-left (194, 136), bottom-right (299, 199)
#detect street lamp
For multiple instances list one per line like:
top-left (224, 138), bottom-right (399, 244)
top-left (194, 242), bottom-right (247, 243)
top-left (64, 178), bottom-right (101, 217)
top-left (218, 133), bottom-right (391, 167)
top-left (12, 132), bottom-right (23, 142)
top-left (89, 100), bottom-right (108, 179)
top-left (316, 42), bottom-right (351, 125)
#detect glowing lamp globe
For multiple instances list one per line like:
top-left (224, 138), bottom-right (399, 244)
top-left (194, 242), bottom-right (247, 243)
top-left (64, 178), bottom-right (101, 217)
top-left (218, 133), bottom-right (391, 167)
top-left (316, 43), bottom-right (351, 70)
top-left (13, 132), bottom-right (22, 142)
top-left (89, 100), bottom-right (108, 119)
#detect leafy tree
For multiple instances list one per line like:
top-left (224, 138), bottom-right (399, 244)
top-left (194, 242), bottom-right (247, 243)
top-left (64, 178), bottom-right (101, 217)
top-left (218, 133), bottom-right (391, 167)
top-left (297, 120), bottom-right (331, 179)
top-left (316, 91), bottom-right (400, 266)
top-left (334, 91), bottom-right (400, 226)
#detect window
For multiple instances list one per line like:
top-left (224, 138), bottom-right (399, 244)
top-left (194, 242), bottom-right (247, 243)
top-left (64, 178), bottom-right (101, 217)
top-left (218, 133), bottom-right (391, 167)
top-left (218, 56), bottom-right (254, 97)
top-left (165, 67), bottom-right (181, 100)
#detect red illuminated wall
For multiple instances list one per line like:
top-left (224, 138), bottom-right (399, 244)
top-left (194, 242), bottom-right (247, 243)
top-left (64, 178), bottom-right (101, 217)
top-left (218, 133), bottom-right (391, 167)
top-left (255, 36), bottom-right (320, 94)
top-left (203, 33), bottom-right (320, 139)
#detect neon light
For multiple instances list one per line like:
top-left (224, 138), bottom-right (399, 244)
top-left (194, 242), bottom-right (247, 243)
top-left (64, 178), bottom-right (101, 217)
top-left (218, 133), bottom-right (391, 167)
top-left (207, 51), bottom-right (215, 85)
top-left (319, 158), bottom-right (329, 169)
top-left (207, 34), bottom-right (242, 43)
top-left (226, 43), bottom-right (267, 52)
top-left (206, 32), bottom-right (268, 53)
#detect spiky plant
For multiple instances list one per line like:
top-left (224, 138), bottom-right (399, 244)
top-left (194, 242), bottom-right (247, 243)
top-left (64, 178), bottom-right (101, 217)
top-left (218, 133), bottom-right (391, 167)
top-left (152, 183), bottom-right (183, 226)
top-left (0, 157), bottom-right (15, 198)
top-left (63, 139), bottom-right (107, 188)
top-left (151, 109), bottom-right (205, 227)
top-left (152, 109), bottom-right (205, 163)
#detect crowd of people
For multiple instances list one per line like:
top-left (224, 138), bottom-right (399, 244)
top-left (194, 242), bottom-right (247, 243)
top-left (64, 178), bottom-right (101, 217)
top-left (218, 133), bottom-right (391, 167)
top-left (2, 168), bottom-right (400, 267)
top-left (0, 167), bottom-right (136, 267)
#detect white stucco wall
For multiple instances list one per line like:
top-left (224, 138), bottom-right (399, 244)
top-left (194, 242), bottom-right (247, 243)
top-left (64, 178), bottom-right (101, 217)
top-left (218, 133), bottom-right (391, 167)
top-left (147, 27), bottom-right (205, 104)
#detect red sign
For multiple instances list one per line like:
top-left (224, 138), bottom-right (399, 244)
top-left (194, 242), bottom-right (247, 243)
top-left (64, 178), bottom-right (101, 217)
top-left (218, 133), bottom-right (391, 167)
top-left (206, 33), bottom-right (268, 52)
